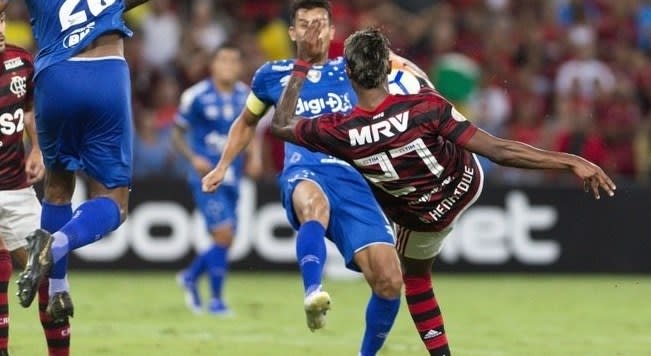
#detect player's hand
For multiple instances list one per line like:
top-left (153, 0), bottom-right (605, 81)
top-left (570, 156), bottom-right (616, 200)
top-left (25, 149), bottom-right (45, 185)
top-left (202, 166), bottom-right (226, 193)
top-left (296, 20), bottom-right (324, 64)
top-left (191, 155), bottom-right (212, 176)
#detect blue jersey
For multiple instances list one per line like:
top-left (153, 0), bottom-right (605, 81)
top-left (25, 0), bottom-right (133, 76)
top-left (249, 57), bottom-right (358, 172)
top-left (176, 79), bottom-right (249, 186)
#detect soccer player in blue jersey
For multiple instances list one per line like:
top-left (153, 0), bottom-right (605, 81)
top-left (0, 0), bottom-right (149, 324)
top-left (173, 43), bottom-right (261, 315)
top-left (202, 1), bottom-right (403, 354)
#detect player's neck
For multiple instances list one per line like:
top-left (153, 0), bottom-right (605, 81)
top-left (213, 79), bottom-right (235, 93)
top-left (356, 88), bottom-right (389, 112)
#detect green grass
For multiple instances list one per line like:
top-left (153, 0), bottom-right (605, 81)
top-left (7, 272), bottom-right (651, 355)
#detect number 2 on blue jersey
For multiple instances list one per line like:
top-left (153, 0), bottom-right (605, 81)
top-left (59, 0), bottom-right (117, 31)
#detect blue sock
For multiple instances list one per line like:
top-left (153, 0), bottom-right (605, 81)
top-left (40, 202), bottom-right (73, 280)
top-left (51, 197), bottom-right (120, 264)
top-left (205, 244), bottom-right (229, 300)
top-left (360, 293), bottom-right (400, 356)
top-left (185, 252), bottom-right (206, 282)
top-left (295, 220), bottom-right (326, 294)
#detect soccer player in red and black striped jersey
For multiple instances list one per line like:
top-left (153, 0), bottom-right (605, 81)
top-left (0, 10), bottom-right (71, 356)
top-left (271, 25), bottom-right (617, 356)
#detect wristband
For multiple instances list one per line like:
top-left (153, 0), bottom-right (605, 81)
top-left (292, 59), bottom-right (311, 77)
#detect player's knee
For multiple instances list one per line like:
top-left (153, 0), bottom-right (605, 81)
top-left (293, 189), bottom-right (330, 226)
top-left (212, 227), bottom-right (234, 248)
top-left (371, 270), bottom-right (403, 299)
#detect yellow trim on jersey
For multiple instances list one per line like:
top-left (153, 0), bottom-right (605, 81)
top-left (245, 92), bottom-right (269, 117)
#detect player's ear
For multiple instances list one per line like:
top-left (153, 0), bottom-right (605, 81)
top-left (329, 23), bottom-right (335, 41)
top-left (288, 25), bottom-right (297, 42)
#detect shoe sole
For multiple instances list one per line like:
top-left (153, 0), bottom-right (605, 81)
top-left (17, 229), bottom-right (53, 308)
top-left (304, 291), bottom-right (331, 332)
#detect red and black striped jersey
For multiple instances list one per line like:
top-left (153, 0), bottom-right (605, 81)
top-left (0, 45), bottom-right (35, 190)
top-left (294, 87), bottom-right (483, 232)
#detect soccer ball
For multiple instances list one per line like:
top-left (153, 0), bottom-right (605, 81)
top-left (387, 67), bottom-right (423, 95)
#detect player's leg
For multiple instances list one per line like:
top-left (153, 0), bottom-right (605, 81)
top-left (287, 178), bottom-right (331, 330)
top-left (397, 225), bottom-right (452, 356)
top-left (17, 58), bottom-right (132, 315)
top-left (325, 180), bottom-right (401, 356)
top-left (0, 185), bottom-right (72, 356)
top-left (353, 244), bottom-right (402, 356)
top-left (205, 223), bottom-right (234, 315)
top-left (0, 237), bottom-right (11, 354)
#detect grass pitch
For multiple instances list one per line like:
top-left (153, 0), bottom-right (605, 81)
top-left (7, 272), bottom-right (651, 355)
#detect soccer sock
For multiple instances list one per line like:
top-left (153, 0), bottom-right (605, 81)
top-left (39, 202), bottom-right (73, 356)
top-left (404, 274), bottom-right (451, 356)
top-left (51, 197), bottom-right (120, 264)
top-left (295, 220), bottom-right (327, 294)
top-left (205, 244), bottom-right (229, 301)
top-left (41, 202), bottom-right (74, 293)
top-left (38, 280), bottom-right (70, 356)
top-left (0, 250), bottom-right (11, 351)
top-left (360, 293), bottom-right (400, 356)
top-left (185, 251), bottom-right (206, 282)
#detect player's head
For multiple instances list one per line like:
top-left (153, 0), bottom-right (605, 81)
top-left (210, 42), bottom-right (242, 87)
top-left (288, 0), bottom-right (334, 58)
top-left (344, 28), bottom-right (391, 90)
top-left (0, 11), bottom-right (6, 53)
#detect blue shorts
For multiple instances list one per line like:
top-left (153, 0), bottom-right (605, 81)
top-left (280, 165), bottom-right (395, 272)
top-left (35, 57), bottom-right (133, 189)
top-left (191, 183), bottom-right (239, 233)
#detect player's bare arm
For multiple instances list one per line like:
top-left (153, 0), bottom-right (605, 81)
top-left (464, 127), bottom-right (617, 199)
top-left (23, 108), bottom-right (44, 184)
top-left (201, 108), bottom-right (262, 192)
top-left (271, 20), bottom-right (325, 144)
top-left (172, 123), bottom-right (212, 176)
top-left (244, 134), bottom-right (263, 180)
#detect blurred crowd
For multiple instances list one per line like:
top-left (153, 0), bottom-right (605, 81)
top-left (6, 0), bottom-right (651, 185)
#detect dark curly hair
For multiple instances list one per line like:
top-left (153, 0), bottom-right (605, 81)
top-left (289, 0), bottom-right (332, 25)
top-left (344, 28), bottom-right (391, 89)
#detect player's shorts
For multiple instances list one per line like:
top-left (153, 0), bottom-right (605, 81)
top-left (395, 224), bottom-right (453, 260)
top-left (280, 165), bottom-right (395, 272)
top-left (191, 183), bottom-right (239, 233)
top-left (0, 187), bottom-right (40, 251)
top-left (35, 56), bottom-right (133, 189)
top-left (395, 156), bottom-right (484, 260)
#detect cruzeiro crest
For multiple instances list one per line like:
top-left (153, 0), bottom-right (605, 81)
top-left (9, 76), bottom-right (27, 98)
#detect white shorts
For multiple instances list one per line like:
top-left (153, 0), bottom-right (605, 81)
top-left (0, 187), bottom-right (41, 251)
top-left (395, 224), bottom-right (453, 260)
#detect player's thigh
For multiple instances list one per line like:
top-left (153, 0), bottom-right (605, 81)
top-left (279, 169), bottom-right (330, 228)
top-left (292, 180), bottom-right (330, 226)
top-left (79, 59), bottom-right (133, 191)
top-left (354, 243), bottom-right (402, 299)
top-left (0, 187), bottom-right (40, 252)
top-left (325, 179), bottom-right (395, 272)
top-left (396, 224), bottom-right (452, 275)
top-left (43, 169), bottom-right (76, 204)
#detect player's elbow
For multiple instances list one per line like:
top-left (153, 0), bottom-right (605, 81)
top-left (485, 140), bottom-right (516, 166)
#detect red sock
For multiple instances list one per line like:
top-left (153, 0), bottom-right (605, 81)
top-left (0, 250), bottom-right (11, 352)
top-left (38, 280), bottom-right (71, 356)
top-left (404, 274), bottom-right (451, 356)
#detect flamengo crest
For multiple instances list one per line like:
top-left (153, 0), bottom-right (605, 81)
top-left (10, 76), bottom-right (27, 98)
